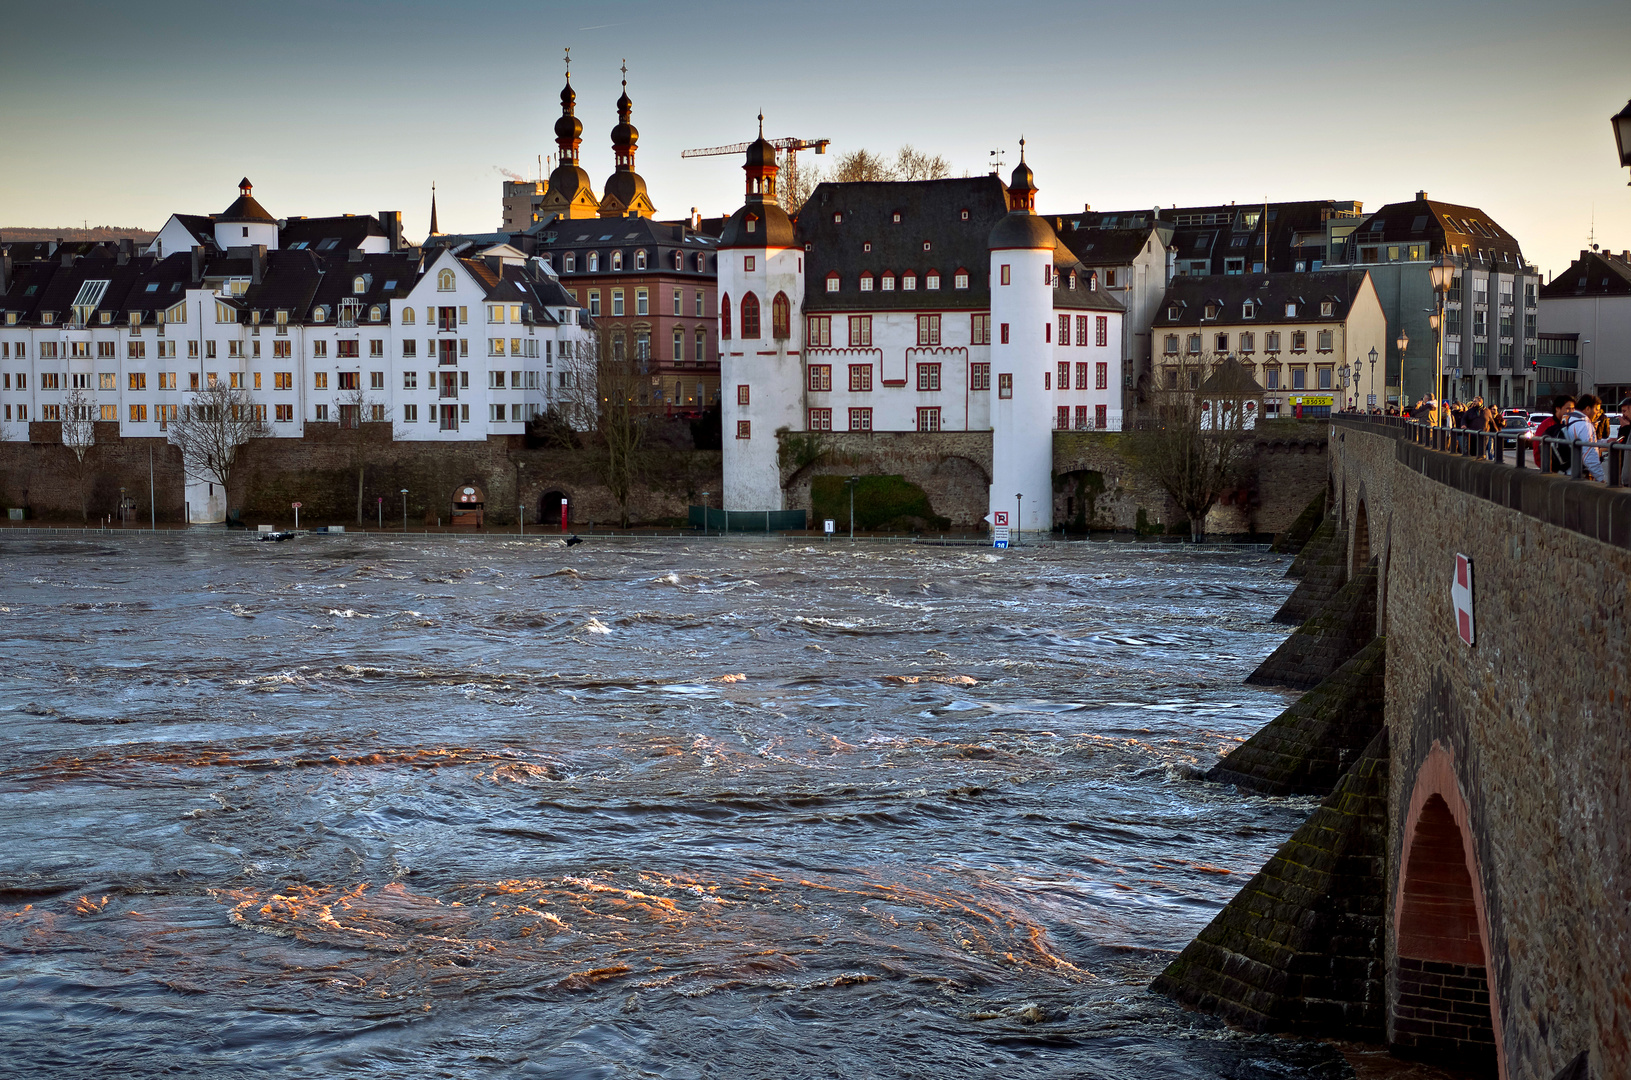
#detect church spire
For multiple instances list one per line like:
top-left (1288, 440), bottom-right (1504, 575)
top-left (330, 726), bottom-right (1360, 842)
top-left (429, 182), bottom-right (439, 236)
top-left (611, 58), bottom-right (638, 172)
top-left (599, 59), bottom-right (654, 218)
top-left (555, 46), bottom-right (582, 167)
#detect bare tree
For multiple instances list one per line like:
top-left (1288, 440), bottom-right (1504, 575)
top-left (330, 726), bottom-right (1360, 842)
top-left (827, 146), bottom-right (951, 185)
top-left (166, 378), bottom-right (269, 517)
top-left (60, 387), bottom-right (97, 521)
top-left (333, 385), bottom-right (401, 524)
top-left (594, 334), bottom-right (649, 529)
top-left (1127, 353), bottom-right (1260, 541)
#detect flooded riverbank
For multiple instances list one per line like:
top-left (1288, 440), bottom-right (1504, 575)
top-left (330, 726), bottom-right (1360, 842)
top-left (1, 533), bottom-right (1373, 1077)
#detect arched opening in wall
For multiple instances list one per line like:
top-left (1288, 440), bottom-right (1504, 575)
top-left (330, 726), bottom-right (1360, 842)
top-left (1393, 794), bottom-right (1498, 1075)
top-left (540, 490), bottom-right (571, 528)
top-left (1352, 500), bottom-right (1370, 577)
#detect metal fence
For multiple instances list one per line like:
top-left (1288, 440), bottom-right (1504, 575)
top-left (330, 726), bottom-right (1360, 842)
top-left (1399, 420), bottom-right (1629, 486)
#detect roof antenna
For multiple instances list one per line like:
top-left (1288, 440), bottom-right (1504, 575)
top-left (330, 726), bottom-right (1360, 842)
top-left (1589, 204), bottom-right (1598, 252)
top-left (758, 112), bottom-right (764, 138)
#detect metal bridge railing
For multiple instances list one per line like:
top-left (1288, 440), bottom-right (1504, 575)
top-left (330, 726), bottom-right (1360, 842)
top-left (1399, 420), bottom-right (1627, 486)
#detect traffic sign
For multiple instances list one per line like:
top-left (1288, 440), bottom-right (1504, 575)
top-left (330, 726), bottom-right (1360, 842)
top-left (994, 511), bottom-right (1009, 526)
top-left (1451, 554), bottom-right (1475, 646)
top-left (823, 519), bottom-right (835, 534)
top-left (291, 502), bottom-right (303, 509)
top-left (993, 525), bottom-right (1010, 549)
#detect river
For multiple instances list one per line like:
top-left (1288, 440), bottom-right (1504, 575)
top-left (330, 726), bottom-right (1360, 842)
top-left (0, 532), bottom-right (1376, 1078)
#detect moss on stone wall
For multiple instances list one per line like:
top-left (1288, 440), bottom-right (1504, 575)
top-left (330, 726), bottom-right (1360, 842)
top-left (810, 474), bottom-right (949, 532)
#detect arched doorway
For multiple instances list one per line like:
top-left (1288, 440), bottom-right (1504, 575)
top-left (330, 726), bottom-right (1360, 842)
top-left (1393, 790), bottom-right (1499, 1074)
top-left (1352, 499), bottom-right (1370, 577)
top-left (540, 490), bottom-right (571, 529)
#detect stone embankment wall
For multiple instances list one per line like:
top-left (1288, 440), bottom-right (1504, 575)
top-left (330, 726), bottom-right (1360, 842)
top-left (1053, 420), bottom-right (1328, 536)
top-left (1332, 421), bottom-right (1631, 1079)
top-left (0, 422), bottom-right (721, 527)
top-left (778, 430), bottom-right (993, 529)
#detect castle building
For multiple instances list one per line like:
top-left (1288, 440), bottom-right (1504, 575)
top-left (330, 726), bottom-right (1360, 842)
top-left (717, 129), bottom-right (1123, 531)
top-left (0, 180), bottom-right (594, 522)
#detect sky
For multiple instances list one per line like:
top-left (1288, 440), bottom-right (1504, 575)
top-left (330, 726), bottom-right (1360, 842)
top-left (2, 0), bottom-right (1628, 280)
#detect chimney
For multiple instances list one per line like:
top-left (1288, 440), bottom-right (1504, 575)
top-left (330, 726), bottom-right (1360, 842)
top-left (348, 247), bottom-right (363, 263)
top-left (691, 207), bottom-right (700, 231)
top-left (0, 248), bottom-right (10, 295)
top-left (251, 245), bottom-right (265, 284)
top-left (190, 244), bottom-right (204, 283)
top-left (62, 247), bottom-right (74, 267)
top-left (117, 238), bottom-right (132, 265)
top-left (1416, 190), bottom-right (1428, 201)
top-left (1084, 203), bottom-right (1091, 212)
top-left (379, 210), bottom-right (402, 250)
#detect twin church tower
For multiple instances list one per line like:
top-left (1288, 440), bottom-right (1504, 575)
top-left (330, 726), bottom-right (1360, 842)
top-left (538, 56), bottom-right (655, 221)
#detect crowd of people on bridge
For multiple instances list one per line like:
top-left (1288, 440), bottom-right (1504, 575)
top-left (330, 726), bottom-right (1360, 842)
top-left (1385, 392), bottom-right (1630, 483)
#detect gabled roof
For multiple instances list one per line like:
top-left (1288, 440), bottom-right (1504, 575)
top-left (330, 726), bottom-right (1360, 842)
top-left (1157, 270), bottom-right (1373, 328)
top-left (1201, 357), bottom-right (1265, 395)
top-left (1056, 225), bottom-right (1165, 267)
top-left (1058, 199), bottom-right (1356, 275)
top-left (1539, 250), bottom-right (1631, 299)
top-left (279, 215), bottom-right (385, 252)
top-left (1344, 194), bottom-right (1525, 267)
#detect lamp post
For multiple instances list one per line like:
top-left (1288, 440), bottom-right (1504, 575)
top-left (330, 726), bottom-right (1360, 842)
top-left (1367, 346), bottom-right (1379, 410)
top-left (1428, 252), bottom-right (1456, 415)
top-left (400, 489), bottom-right (408, 532)
top-left (1397, 329), bottom-right (1412, 416)
top-left (847, 476), bottom-right (858, 540)
top-left (1015, 493), bottom-right (1023, 547)
top-left (1338, 362), bottom-right (1350, 410)
top-left (701, 491), bottom-right (709, 536)
top-left (1613, 98), bottom-right (1631, 183)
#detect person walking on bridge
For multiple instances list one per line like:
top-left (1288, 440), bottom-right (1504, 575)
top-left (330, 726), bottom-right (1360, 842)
top-left (1565, 394), bottom-right (1606, 482)
top-left (1533, 394), bottom-right (1575, 471)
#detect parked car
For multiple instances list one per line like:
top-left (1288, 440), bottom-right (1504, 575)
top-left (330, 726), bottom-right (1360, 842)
top-left (1500, 414), bottom-right (1529, 448)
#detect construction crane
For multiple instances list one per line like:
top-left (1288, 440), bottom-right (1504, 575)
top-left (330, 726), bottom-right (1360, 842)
top-left (681, 136), bottom-right (830, 207)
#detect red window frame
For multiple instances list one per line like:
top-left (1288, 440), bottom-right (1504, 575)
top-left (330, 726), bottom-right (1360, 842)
top-left (808, 408), bottom-right (832, 431)
top-left (1095, 315), bottom-right (1108, 347)
top-left (808, 364), bottom-right (832, 392)
top-left (1076, 363), bottom-right (1089, 390)
top-left (848, 407), bottom-right (872, 431)
top-left (740, 293), bottom-right (761, 338)
top-left (848, 315), bottom-right (872, 347)
top-left (998, 373), bottom-right (1012, 398)
top-left (1075, 315), bottom-right (1088, 346)
top-left (1057, 362), bottom-right (1069, 388)
top-left (1000, 323), bottom-right (1009, 344)
top-left (916, 363), bottom-right (941, 392)
top-left (848, 364), bottom-right (872, 392)
top-left (736, 384), bottom-right (749, 406)
top-left (736, 420), bottom-right (751, 439)
top-left (1075, 405), bottom-right (1089, 429)
top-left (720, 294), bottom-right (732, 339)
top-left (1059, 314), bottom-right (1070, 344)
top-left (970, 362), bottom-right (990, 390)
top-left (916, 313), bottom-right (941, 346)
top-left (1096, 362), bottom-right (1108, 390)
top-left (915, 407), bottom-right (941, 432)
top-left (1056, 406), bottom-right (1069, 429)
top-left (1095, 404), bottom-right (1108, 429)
top-left (807, 315), bottom-right (831, 347)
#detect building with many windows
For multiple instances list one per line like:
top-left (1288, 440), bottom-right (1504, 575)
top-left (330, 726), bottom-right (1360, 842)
top-left (1155, 271), bottom-right (1387, 417)
top-left (717, 131), bottom-right (1122, 529)
top-left (1538, 248), bottom-right (1631, 406)
top-left (0, 180), bottom-right (593, 521)
top-left (1327, 192), bottom-right (1540, 408)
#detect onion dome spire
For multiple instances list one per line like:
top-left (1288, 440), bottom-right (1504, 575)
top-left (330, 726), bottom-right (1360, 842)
top-left (554, 46), bottom-right (582, 166)
top-left (1007, 137), bottom-right (1037, 212)
top-left (611, 59), bottom-right (638, 171)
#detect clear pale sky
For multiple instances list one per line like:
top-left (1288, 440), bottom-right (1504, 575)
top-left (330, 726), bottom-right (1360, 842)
top-left (2, 0), bottom-right (1627, 280)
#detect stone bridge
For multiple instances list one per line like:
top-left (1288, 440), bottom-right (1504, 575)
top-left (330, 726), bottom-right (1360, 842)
top-left (1154, 417), bottom-right (1629, 1080)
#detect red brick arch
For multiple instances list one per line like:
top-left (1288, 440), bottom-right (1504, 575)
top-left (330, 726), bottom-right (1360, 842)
top-left (1393, 740), bottom-right (1505, 1077)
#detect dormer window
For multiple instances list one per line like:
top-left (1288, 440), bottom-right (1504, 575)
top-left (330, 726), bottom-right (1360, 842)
top-left (353, 275), bottom-right (366, 295)
top-left (826, 272), bottom-right (841, 293)
top-left (588, 252), bottom-right (599, 271)
top-left (1242, 302), bottom-right (1255, 319)
top-left (926, 271), bottom-right (941, 290)
top-left (1205, 303), bottom-right (1218, 320)
top-left (745, 217), bottom-right (757, 234)
top-left (1168, 305), bottom-right (1179, 321)
top-left (833, 212), bottom-right (843, 223)
top-left (902, 272), bottom-right (917, 291)
top-left (313, 306), bottom-right (327, 323)
top-left (922, 241), bottom-right (932, 252)
top-left (1320, 300), bottom-right (1333, 316)
top-left (954, 269), bottom-right (969, 289)
top-left (892, 212), bottom-right (901, 223)
top-left (611, 251), bottom-right (623, 271)
top-left (881, 272), bottom-right (895, 291)
top-left (860, 272), bottom-right (874, 292)
top-left (369, 305), bottom-right (382, 321)
top-left (563, 253), bottom-right (576, 272)
top-left (634, 250), bottom-right (647, 270)
top-left (960, 209), bottom-right (969, 221)
top-left (863, 242), bottom-right (872, 253)
top-left (1285, 302), bottom-right (1297, 317)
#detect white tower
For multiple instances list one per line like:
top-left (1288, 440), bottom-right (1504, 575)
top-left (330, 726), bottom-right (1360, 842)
top-left (718, 117), bottom-right (805, 513)
top-left (987, 146), bottom-right (1058, 536)
top-left (214, 178), bottom-right (279, 250)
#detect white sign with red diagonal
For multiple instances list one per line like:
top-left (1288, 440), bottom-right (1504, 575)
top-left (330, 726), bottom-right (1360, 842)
top-left (1451, 554), bottom-right (1475, 646)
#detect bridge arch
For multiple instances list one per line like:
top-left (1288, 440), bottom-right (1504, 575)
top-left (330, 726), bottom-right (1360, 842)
top-left (1393, 742), bottom-right (1503, 1077)
top-left (1351, 494), bottom-right (1371, 578)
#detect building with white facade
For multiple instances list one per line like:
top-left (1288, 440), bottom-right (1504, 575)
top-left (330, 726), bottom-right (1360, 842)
top-left (716, 131), bottom-right (1123, 531)
top-left (1538, 247), bottom-right (1631, 406)
top-left (0, 180), bottom-right (593, 521)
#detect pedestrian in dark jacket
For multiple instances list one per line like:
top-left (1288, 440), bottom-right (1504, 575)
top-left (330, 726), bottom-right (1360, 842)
top-left (1533, 394), bottom-right (1575, 471)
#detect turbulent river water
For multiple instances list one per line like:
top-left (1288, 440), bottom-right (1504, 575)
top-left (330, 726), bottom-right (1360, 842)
top-left (0, 533), bottom-right (1375, 1078)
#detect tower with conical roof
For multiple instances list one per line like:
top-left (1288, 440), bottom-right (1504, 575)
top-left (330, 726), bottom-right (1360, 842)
top-left (428, 182), bottom-right (440, 236)
top-left (987, 139), bottom-right (1062, 533)
top-left (215, 177), bottom-right (279, 250)
top-left (599, 62), bottom-right (655, 219)
top-left (718, 114), bottom-right (804, 512)
top-left (538, 49), bottom-right (601, 221)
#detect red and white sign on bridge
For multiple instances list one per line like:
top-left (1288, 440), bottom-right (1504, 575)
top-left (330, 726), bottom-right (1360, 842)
top-left (1451, 554), bottom-right (1475, 646)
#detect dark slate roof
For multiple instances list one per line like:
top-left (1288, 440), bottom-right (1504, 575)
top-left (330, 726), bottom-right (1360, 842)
top-left (1058, 199), bottom-right (1358, 274)
top-left (1056, 225), bottom-right (1163, 267)
top-left (1157, 270), bottom-right (1373, 328)
top-left (530, 216), bottom-right (718, 278)
top-left (719, 199), bottom-right (795, 249)
top-left (220, 192), bottom-right (277, 224)
top-left (1539, 250), bottom-right (1631, 299)
top-left (1051, 262), bottom-right (1124, 313)
top-left (172, 214), bottom-right (217, 248)
top-left (1340, 194), bottom-right (1526, 267)
top-left (279, 215), bottom-right (386, 252)
top-left (798, 176), bottom-right (1009, 312)
top-left (303, 253), bottom-right (420, 322)
top-left (118, 253), bottom-right (198, 319)
top-left (0, 260), bottom-right (62, 319)
top-left (1200, 357), bottom-right (1266, 395)
top-left (233, 249), bottom-right (325, 320)
top-left (989, 212), bottom-right (1057, 251)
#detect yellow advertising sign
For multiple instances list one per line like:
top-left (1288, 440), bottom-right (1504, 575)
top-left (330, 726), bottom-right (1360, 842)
top-left (1292, 395), bottom-right (1334, 407)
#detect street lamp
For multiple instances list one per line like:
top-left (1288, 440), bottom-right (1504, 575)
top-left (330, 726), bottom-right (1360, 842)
top-left (1368, 346), bottom-right (1379, 409)
top-left (1428, 252), bottom-right (1456, 411)
top-left (1613, 98), bottom-right (1631, 181)
top-left (1397, 329), bottom-right (1412, 414)
top-left (1338, 362), bottom-right (1350, 410)
top-left (846, 476), bottom-right (858, 540)
top-left (701, 491), bottom-right (709, 537)
top-left (1015, 493), bottom-right (1023, 547)
top-left (400, 489), bottom-right (408, 532)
